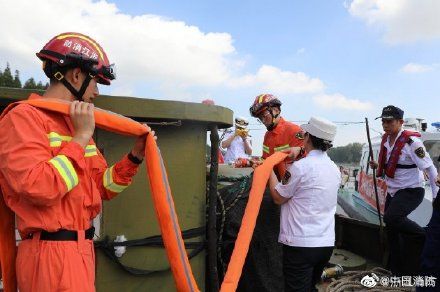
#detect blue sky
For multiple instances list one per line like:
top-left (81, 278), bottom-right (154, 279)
top-left (1, 0), bottom-right (440, 154)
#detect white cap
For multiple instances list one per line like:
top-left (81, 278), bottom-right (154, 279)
top-left (301, 116), bottom-right (337, 142)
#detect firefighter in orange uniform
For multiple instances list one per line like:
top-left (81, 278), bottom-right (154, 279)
top-left (249, 93), bottom-right (305, 178)
top-left (0, 32), bottom-right (155, 292)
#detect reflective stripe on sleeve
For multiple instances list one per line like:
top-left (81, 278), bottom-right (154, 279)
top-left (47, 132), bottom-right (72, 147)
top-left (274, 144), bottom-right (290, 152)
top-left (48, 155), bottom-right (79, 191)
top-left (85, 144), bottom-right (98, 157)
top-left (103, 166), bottom-right (129, 193)
top-left (262, 145), bottom-right (270, 154)
top-left (48, 132), bottom-right (97, 157)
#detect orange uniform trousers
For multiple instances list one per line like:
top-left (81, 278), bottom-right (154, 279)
top-left (16, 231), bottom-right (95, 292)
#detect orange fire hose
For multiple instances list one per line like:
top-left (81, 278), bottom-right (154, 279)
top-left (0, 98), bottom-right (286, 292)
top-left (0, 99), bottom-right (199, 292)
top-left (220, 152), bottom-right (287, 292)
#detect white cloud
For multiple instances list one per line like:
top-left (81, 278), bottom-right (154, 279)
top-left (0, 0), bottom-right (236, 96)
top-left (400, 62), bottom-right (436, 73)
top-left (346, 0), bottom-right (440, 44)
top-left (297, 48), bottom-right (306, 54)
top-left (313, 93), bottom-right (373, 111)
top-left (229, 65), bottom-right (325, 95)
top-left (0, 0), bottom-right (368, 108)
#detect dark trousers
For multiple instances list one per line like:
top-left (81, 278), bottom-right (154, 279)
top-left (283, 245), bottom-right (333, 292)
top-left (384, 187), bottom-right (425, 275)
top-left (418, 205), bottom-right (440, 292)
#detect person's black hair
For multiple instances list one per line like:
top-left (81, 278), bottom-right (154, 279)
top-left (308, 133), bottom-right (333, 151)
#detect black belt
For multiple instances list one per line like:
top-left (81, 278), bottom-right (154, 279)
top-left (396, 163), bottom-right (417, 169)
top-left (28, 227), bottom-right (95, 241)
top-left (385, 163), bottom-right (417, 169)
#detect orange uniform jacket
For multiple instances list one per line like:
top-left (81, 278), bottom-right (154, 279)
top-left (261, 117), bottom-right (304, 178)
top-left (0, 94), bottom-right (140, 291)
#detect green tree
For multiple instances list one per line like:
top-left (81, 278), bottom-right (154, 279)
top-left (2, 63), bottom-right (15, 87)
top-left (23, 77), bottom-right (37, 89)
top-left (0, 67), bottom-right (4, 87)
top-left (13, 70), bottom-right (22, 88)
top-left (328, 142), bottom-right (364, 164)
top-left (0, 63), bottom-right (47, 89)
top-left (36, 81), bottom-right (49, 90)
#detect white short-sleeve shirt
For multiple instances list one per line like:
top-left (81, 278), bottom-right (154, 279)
top-left (275, 150), bottom-right (341, 247)
top-left (223, 129), bottom-right (251, 163)
top-left (384, 130), bottom-right (434, 195)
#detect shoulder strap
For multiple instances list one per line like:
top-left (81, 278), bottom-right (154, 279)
top-left (376, 134), bottom-right (388, 177)
top-left (384, 130), bottom-right (421, 178)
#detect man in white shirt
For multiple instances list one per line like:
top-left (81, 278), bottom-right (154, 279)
top-left (221, 116), bottom-right (252, 164)
top-left (370, 105), bottom-right (438, 276)
top-left (268, 117), bottom-right (340, 292)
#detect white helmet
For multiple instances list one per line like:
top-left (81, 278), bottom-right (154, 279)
top-left (235, 116), bottom-right (249, 129)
